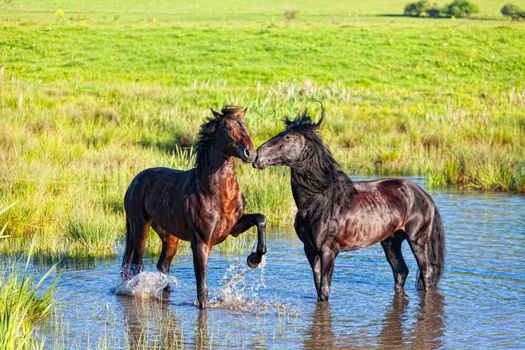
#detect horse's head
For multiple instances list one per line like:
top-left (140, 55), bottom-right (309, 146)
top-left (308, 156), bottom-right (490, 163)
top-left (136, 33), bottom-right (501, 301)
top-left (253, 103), bottom-right (325, 169)
top-left (205, 106), bottom-right (255, 163)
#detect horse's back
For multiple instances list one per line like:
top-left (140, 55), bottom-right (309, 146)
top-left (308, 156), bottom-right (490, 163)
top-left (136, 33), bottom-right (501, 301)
top-left (353, 178), bottom-right (431, 204)
top-left (336, 178), bottom-right (433, 250)
top-left (125, 167), bottom-right (189, 201)
top-left (124, 167), bottom-right (192, 233)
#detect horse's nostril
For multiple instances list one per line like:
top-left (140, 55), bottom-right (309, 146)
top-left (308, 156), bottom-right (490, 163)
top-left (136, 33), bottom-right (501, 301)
top-left (244, 148), bottom-right (250, 158)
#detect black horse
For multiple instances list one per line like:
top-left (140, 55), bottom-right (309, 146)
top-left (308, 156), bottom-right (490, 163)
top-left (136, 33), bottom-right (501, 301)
top-left (122, 106), bottom-right (266, 308)
top-left (253, 104), bottom-right (445, 301)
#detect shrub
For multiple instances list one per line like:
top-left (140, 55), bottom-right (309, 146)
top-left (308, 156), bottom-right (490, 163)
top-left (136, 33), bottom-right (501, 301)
top-left (443, 0), bottom-right (479, 18)
top-left (426, 4), bottom-right (442, 17)
top-left (284, 10), bottom-right (298, 21)
top-left (501, 3), bottom-right (525, 20)
top-left (404, 0), bottom-right (430, 17)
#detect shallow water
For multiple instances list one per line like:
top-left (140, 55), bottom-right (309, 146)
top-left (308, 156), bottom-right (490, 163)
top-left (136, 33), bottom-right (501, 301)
top-left (33, 178), bottom-right (525, 349)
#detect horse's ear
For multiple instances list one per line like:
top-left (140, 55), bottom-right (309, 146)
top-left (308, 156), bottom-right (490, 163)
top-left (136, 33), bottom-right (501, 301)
top-left (284, 117), bottom-right (292, 126)
top-left (314, 100), bottom-right (325, 128)
top-left (301, 109), bottom-right (308, 118)
top-left (238, 107), bottom-right (248, 119)
top-left (210, 108), bottom-right (222, 119)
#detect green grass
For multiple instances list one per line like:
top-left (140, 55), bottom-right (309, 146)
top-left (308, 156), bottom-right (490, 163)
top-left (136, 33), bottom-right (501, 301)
top-left (0, 1), bottom-right (524, 259)
top-left (0, 254), bottom-right (56, 350)
top-left (1, 0), bottom-right (523, 20)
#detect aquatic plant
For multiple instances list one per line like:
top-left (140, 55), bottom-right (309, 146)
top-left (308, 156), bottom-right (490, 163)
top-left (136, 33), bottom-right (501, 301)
top-left (0, 207), bottom-right (56, 350)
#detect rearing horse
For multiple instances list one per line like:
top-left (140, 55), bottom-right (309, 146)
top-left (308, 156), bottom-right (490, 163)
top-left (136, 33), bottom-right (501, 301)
top-left (122, 106), bottom-right (267, 308)
top-left (253, 105), bottom-right (444, 301)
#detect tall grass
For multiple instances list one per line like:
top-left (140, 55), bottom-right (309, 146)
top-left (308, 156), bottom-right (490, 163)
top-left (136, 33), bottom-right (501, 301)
top-left (0, 206), bottom-right (56, 349)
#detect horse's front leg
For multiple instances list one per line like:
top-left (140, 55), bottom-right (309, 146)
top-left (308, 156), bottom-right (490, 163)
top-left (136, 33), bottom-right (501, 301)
top-left (319, 248), bottom-right (337, 302)
top-left (191, 237), bottom-right (210, 309)
top-left (229, 213), bottom-right (267, 268)
top-left (304, 245), bottom-right (322, 300)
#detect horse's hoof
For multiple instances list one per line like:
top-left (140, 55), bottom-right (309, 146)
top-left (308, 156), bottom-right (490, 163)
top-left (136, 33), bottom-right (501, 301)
top-left (247, 252), bottom-right (262, 269)
top-left (120, 267), bottom-right (132, 280)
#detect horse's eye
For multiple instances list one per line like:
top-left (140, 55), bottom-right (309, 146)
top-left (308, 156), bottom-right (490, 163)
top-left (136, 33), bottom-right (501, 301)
top-left (284, 134), bottom-right (291, 140)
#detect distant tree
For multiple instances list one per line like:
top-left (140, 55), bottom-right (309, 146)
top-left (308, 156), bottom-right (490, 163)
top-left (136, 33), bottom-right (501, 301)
top-left (404, 0), bottom-right (430, 17)
top-left (443, 0), bottom-right (479, 18)
top-left (501, 3), bottom-right (525, 20)
top-left (426, 4), bottom-right (442, 18)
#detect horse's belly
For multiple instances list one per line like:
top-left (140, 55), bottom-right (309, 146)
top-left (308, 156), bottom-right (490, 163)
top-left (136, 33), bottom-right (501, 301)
top-left (339, 215), bottom-right (400, 250)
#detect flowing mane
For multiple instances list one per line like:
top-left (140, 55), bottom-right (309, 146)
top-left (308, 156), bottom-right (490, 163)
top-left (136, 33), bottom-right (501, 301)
top-left (285, 111), bottom-right (353, 189)
top-left (285, 111), bottom-right (356, 221)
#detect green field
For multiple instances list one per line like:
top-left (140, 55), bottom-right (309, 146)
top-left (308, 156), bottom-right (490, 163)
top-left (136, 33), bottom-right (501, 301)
top-left (1, 0), bottom-right (525, 262)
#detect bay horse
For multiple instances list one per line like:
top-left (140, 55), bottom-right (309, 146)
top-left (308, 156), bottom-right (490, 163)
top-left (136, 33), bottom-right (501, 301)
top-left (253, 104), bottom-right (444, 301)
top-left (122, 106), bottom-right (267, 308)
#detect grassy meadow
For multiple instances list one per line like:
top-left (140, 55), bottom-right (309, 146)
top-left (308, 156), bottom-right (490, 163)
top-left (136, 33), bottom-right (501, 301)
top-left (0, 0), bottom-right (524, 262)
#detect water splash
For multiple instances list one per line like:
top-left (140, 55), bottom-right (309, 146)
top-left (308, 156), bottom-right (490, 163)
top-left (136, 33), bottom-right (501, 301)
top-left (207, 257), bottom-right (300, 316)
top-left (113, 271), bottom-right (177, 299)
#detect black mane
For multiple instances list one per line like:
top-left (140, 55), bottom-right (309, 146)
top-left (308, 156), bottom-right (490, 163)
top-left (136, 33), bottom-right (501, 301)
top-left (195, 106), bottom-right (245, 171)
top-left (285, 112), bottom-right (341, 178)
top-left (287, 111), bottom-right (356, 216)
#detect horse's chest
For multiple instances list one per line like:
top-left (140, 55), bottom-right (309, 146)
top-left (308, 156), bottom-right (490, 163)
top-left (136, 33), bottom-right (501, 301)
top-left (295, 211), bottom-right (338, 249)
top-left (213, 192), bottom-right (244, 240)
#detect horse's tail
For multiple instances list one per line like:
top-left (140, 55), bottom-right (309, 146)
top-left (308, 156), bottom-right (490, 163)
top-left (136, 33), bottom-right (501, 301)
top-left (417, 206), bottom-right (445, 289)
top-left (121, 217), bottom-right (133, 276)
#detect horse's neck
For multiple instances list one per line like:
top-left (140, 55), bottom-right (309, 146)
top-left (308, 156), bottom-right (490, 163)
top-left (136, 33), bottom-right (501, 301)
top-left (291, 166), bottom-right (354, 212)
top-left (196, 157), bottom-right (238, 195)
top-left (291, 167), bottom-right (330, 210)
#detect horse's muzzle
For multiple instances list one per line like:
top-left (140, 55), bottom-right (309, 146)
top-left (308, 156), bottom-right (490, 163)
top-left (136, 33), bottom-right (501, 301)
top-left (252, 155), bottom-right (263, 169)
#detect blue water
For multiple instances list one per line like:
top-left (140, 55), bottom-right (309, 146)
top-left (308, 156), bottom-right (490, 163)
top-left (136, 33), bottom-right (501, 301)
top-left (34, 179), bottom-right (525, 349)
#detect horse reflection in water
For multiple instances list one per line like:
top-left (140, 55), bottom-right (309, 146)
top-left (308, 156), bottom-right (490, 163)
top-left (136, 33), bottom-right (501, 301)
top-left (304, 291), bottom-right (445, 350)
top-left (117, 295), bottom-right (210, 350)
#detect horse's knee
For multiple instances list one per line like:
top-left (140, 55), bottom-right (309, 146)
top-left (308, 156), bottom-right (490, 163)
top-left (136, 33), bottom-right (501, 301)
top-left (255, 213), bottom-right (266, 228)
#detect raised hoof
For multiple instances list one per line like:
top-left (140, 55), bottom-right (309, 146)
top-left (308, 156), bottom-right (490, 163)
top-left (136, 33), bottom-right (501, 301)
top-left (247, 252), bottom-right (262, 269)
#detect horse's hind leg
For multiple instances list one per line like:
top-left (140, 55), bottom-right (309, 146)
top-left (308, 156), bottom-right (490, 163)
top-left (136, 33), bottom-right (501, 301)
top-left (154, 226), bottom-right (180, 274)
top-left (381, 231), bottom-right (409, 290)
top-left (121, 218), bottom-right (133, 277)
top-left (407, 224), bottom-right (435, 290)
top-left (126, 217), bottom-right (151, 277)
top-left (408, 240), bottom-right (433, 290)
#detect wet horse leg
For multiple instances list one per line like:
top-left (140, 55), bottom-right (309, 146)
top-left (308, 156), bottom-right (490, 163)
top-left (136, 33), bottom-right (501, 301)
top-left (304, 245), bottom-right (321, 300)
top-left (153, 224), bottom-right (180, 274)
top-left (319, 248), bottom-right (337, 302)
top-left (123, 216), bottom-right (151, 278)
top-left (381, 232), bottom-right (409, 290)
top-left (408, 240), bottom-right (434, 290)
top-left (192, 237), bottom-right (210, 309)
top-left (121, 218), bottom-right (133, 277)
top-left (229, 213), bottom-right (267, 268)
top-left (406, 222), bottom-right (435, 290)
